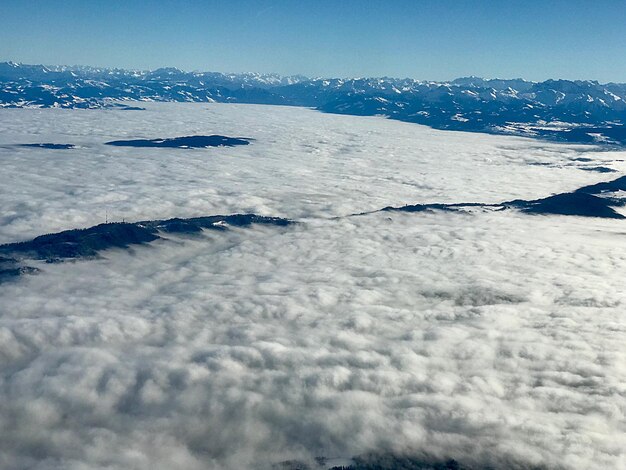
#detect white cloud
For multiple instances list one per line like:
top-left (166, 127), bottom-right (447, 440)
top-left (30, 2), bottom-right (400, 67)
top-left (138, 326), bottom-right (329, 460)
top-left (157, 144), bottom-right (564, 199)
top-left (1, 103), bottom-right (625, 245)
top-left (0, 104), bottom-right (625, 469)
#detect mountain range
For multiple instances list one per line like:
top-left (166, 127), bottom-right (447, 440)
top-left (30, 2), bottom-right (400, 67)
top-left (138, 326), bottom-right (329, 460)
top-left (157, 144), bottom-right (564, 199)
top-left (2, 61), bottom-right (625, 145)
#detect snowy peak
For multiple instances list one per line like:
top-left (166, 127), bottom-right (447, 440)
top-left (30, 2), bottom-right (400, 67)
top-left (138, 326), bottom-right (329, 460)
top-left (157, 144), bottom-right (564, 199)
top-left (1, 62), bottom-right (625, 144)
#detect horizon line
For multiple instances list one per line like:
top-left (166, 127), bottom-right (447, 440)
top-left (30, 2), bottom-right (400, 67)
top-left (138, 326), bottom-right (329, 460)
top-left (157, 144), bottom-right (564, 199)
top-left (4, 59), bottom-right (623, 86)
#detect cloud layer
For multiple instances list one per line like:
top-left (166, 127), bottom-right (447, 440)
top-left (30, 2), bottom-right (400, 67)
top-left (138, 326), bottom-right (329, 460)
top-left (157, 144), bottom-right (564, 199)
top-left (2, 103), bottom-right (625, 245)
top-left (0, 104), bottom-right (625, 469)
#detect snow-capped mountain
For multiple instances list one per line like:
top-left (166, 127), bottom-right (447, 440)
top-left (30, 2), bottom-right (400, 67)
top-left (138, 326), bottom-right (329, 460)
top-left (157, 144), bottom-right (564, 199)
top-left (2, 61), bottom-right (625, 144)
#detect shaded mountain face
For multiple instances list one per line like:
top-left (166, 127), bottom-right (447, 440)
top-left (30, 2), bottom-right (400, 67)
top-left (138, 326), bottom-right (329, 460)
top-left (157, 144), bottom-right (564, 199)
top-left (19, 143), bottom-right (76, 149)
top-left (0, 214), bottom-right (294, 281)
top-left (105, 135), bottom-right (251, 148)
top-left (1, 61), bottom-right (626, 144)
top-left (375, 175), bottom-right (626, 219)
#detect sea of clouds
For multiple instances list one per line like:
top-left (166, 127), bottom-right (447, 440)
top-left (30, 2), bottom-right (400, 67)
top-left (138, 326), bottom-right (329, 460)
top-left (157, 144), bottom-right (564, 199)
top-left (0, 103), bottom-right (625, 469)
top-left (2, 103), bottom-right (625, 243)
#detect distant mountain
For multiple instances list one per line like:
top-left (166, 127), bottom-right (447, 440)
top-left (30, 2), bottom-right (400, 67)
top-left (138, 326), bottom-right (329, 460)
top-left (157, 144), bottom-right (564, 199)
top-left (2, 61), bottom-right (625, 145)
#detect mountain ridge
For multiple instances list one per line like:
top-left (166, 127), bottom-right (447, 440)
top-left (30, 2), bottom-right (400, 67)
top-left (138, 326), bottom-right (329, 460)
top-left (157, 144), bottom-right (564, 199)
top-left (2, 61), bottom-right (625, 145)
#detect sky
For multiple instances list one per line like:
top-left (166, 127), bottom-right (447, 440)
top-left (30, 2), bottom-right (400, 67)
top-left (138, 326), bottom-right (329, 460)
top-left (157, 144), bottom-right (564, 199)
top-left (1, 0), bottom-right (626, 82)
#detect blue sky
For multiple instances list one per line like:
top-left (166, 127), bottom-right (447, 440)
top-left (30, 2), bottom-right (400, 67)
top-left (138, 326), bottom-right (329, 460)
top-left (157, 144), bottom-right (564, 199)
top-left (1, 0), bottom-right (625, 82)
